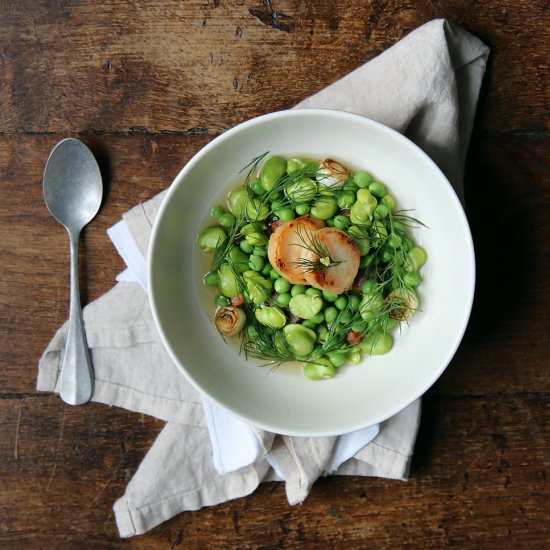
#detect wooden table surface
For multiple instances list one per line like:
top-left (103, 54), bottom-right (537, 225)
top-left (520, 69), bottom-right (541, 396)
top-left (1, 2), bottom-right (548, 548)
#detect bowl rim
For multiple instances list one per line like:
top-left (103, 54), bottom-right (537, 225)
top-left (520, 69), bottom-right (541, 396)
top-left (148, 108), bottom-right (476, 436)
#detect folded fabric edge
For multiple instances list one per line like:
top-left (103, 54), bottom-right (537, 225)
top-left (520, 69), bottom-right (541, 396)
top-left (201, 395), bottom-right (275, 475)
top-left (107, 220), bottom-right (148, 292)
top-left (342, 440), bottom-right (414, 480)
top-left (113, 461), bottom-right (270, 538)
top-left (36, 362), bottom-right (207, 427)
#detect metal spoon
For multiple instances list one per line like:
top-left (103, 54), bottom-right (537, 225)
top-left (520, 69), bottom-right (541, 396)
top-left (43, 138), bottom-right (103, 405)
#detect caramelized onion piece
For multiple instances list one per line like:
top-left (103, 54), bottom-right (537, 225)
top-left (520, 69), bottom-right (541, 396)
top-left (215, 306), bottom-right (246, 336)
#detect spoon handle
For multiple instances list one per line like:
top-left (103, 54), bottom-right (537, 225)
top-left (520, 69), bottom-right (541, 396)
top-left (59, 230), bottom-right (94, 405)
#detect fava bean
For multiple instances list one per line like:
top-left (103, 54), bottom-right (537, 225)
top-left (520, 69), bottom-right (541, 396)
top-left (406, 246), bottom-right (427, 271)
top-left (373, 220), bottom-right (388, 238)
top-left (347, 349), bottom-right (362, 365)
top-left (363, 255), bottom-right (377, 269)
top-left (243, 270), bottom-right (272, 305)
top-left (327, 351), bottom-right (346, 367)
top-left (228, 245), bottom-right (249, 273)
top-left (303, 358), bottom-right (335, 380)
top-left (310, 196), bottom-right (338, 220)
top-left (245, 231), bottom-right (268, 247)
top-left (255, 305), bottom-right (286, 329)
top-left (245, 199), bottom-right (269, 221)
top-left (286, 177), bottom-right (317, 202)
top-left (361, 332), bottom-right (393, 355)
top-left (381, 194), bottom-right (396, 210)
top-left (359, 292), bottom-right (384, 321)
top-left (380, 316), bottom-right (398, 331)
top-left (387, 234), bottom-right (402, 248)
top-left (401, 236), bottom-right (413, 252)
top-left (379, 248), bottom-right (394, 263)
top-left (227, 188), bottom-right (249, 217)
top-left (286, 158), bottom-right (306, 174)
top-left (271, 199), bottom-right (285, 211)
top-left (241, 222), bottom-right (265, 236)
top-left (316, 325), bottom-right (328, 343)
top-left (217, 263), bottom-right (240, 297)
top-left (350, 188), bottom-right (377, 224)
top-left (284, 324), bottom-right (316, 356)
top-left (289, 294), bottom-right (323, 319)
top-left (260, 156), bottom-right (287, 192)
top-left (197, 226), bottom-right (227, 252)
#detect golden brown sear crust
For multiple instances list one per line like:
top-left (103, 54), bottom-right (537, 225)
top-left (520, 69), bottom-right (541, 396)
top-left (304, 227), bottom-right (360, 294)
top-left (268, 217), bottom-right (326, 284)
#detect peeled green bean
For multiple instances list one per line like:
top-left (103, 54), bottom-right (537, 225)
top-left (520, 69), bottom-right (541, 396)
top-left (197, 226), bottom-right (227, 252)
top-left (260, 156), bottom-right (287, 192)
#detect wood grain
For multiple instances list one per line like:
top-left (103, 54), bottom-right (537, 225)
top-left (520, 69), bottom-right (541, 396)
top-left (0, 1), bottom-right (548, 135)
top-left (0, 394), bottom-right (548, 548)
top-left (1, 0), bottom-right (549, 547)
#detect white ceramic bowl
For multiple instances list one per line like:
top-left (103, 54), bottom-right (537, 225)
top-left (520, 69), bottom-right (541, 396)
top-left (148, 109), bottom-right (475, 436)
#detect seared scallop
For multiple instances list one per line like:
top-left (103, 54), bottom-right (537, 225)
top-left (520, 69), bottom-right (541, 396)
top-left (303, 227), bottom-right (360, 294)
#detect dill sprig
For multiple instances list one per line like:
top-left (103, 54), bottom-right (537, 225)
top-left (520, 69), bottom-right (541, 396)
top-left (209, 215), bottom-right (246, 273)
top-left (240, 151), bottom-right (269, 186)
top-left (391, 209), bottom-right (429, 229)
top-left (290, 225), bottom-right (343, 273)
top-left (240, 308), bottom-right (296, 369)
top-left (257, 161), bottom-right (342, 216)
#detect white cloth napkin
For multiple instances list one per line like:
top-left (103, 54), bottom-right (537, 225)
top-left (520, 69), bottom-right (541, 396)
top-left (108, 213), bottom-right (382, 475)
top-left (37, 19), bottom-right (489, 537)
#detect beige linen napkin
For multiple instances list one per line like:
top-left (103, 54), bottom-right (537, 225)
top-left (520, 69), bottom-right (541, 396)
top-left (37, 19), bottom-right (489, 537)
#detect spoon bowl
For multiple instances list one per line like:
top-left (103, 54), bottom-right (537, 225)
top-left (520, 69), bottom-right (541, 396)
top-left (43, 138), bottom-right (103, 405)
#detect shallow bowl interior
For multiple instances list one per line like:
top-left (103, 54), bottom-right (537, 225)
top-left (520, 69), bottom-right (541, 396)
top-left (149, 109), bottom-right (475, 436)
